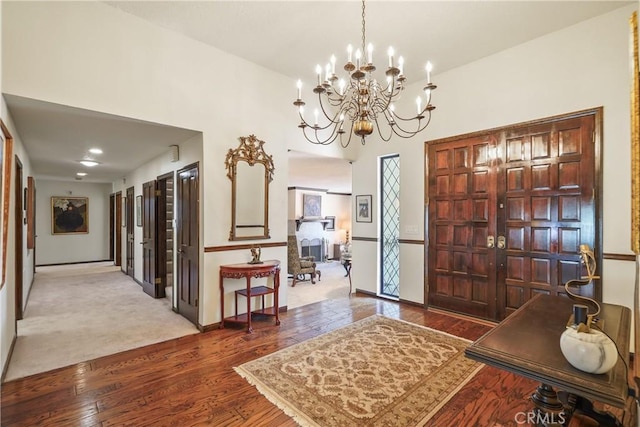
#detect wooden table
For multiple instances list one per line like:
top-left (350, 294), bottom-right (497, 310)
top-left (465, 294), bottom-right (631, 426)
top-left (219, 260), bottom-right (280, 333)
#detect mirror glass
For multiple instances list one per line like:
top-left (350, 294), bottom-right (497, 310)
top-left (235, 161), bottom-right (266, 238)
top-left (226, 135), bottom-right (274, 241)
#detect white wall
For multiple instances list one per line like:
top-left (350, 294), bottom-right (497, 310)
top-left (1, 1), bottom-right (310, 328)
top-left (35, 180), bottom-right (111, 265)
top-left (0, 100), bottom-right (35, 378)
top-left (352, 5), bottom-right (638, 308)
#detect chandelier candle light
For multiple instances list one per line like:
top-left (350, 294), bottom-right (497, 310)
top-left (293, 0), bottom-right (437, 147)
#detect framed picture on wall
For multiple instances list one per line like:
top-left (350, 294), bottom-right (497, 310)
top-left (51, 196), bottom-right (88, 234)
top-left (303, 193), bottom-right (322, 218)
top-left (356, 194), bottom-right (372, 223)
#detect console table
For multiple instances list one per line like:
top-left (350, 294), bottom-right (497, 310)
top-left (465, 293), bottom-right (631, 426)
top-left (219, 260), bottom-right (280, 333)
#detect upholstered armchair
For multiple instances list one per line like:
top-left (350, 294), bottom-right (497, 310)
top-left (287, 235), bottom-right (321, 287)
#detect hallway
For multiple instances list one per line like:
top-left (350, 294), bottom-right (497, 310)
top-left (4, 262), bottom-right (198, 382)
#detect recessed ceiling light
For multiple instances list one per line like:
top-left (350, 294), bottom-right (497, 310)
top-left (79, 160), bottom-right (99, 167)
top-left (76, 172), bottom-right (87, 176)
top-left (89, 148), bottom-right (103, 154)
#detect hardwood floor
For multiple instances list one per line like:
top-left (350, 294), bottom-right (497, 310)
top-left (0, 295), bottom-right (633, 426)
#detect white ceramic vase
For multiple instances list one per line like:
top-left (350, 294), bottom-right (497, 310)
top-left (559, 327), bottom-right (617, 374)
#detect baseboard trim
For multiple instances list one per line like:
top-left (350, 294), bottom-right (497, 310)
top-left (398, 298), bottom-right (424, 308)
top-left (427, 306), bottom-right (499, 327)
top-left (355, 290), bottom-right (499, 327)
top-left (1, 334), bottom-right (17, 383)
top-left (35, 259), bottom-right (113, 267)
top-left (201, 323), bottom-right (218, 333)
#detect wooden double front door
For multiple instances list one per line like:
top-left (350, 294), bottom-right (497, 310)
top-left (427, 110), bottom-right (600, 321)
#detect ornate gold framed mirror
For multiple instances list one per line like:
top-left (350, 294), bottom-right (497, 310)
top-left (631, 11), bottom-right (639, 254)
top-left (225, 135), bottom-right (274, 241)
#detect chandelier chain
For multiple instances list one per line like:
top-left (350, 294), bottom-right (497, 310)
top-left (361, 0), bottom-right (366, 54)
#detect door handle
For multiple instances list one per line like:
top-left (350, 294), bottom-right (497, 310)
top-left (487, 235), bottom-right (495, 248)
top-left (497, 236), bottom-right (506, 249)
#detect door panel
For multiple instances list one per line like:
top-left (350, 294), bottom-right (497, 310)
top-left (497, 115), bottom-right (595, 318)
top-left (142, 180), bottom-right (163, 298)
top-left (109, 193), bottom-right (115, 261)
top-left (126, 186), bottom-right (134, 277)
top-left (115, 191), bottom-right (122, 267)
top-left (176, 164), bottom-right (199, 325)
top-left (427, 112), bottom-right (598, 321)
top-left (14, 157), bottom-right (23, 321)
top-left (428, 134), bottom-right (498, 319)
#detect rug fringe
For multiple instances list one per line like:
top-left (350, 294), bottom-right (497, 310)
top-left (234, 366), bottom-right (319, 427)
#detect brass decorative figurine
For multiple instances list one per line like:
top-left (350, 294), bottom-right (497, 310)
top-left (248, 246), bottom-right (262, 264)
top-left (559, 245), bottom-right (617, 374)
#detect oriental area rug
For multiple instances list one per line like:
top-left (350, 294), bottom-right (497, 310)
top-left (234, 315), bottom-right (483, 427)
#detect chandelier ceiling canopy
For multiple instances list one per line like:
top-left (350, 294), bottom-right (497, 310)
top-left (293, 0), bottom-right (437, 147)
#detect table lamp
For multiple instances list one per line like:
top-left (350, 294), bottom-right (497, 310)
top-left (559, 245), bottom-right (617, 374)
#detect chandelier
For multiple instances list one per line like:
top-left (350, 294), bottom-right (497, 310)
top-left (293, 0), bottom-right (437, 147)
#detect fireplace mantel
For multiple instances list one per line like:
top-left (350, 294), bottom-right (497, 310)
top-left (295, 217), bottom-right (331, 231)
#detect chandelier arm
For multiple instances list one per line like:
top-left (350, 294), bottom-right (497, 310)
top-left (316, 92), bottom-right (348, 126)
top-left (301, 123), bottom-right (343, 146)
top-left (372, 116), bottom-right (395, 142)
top-left (370, 95), bottom-right (392, 115)
top-left (298, 110), bottom-right (340, 134)
top-left (390, 113), bottom-right (433, 138)
top-left (342, 96), bottom-right (360, 122)
top-left (371, 77), bottom-right (396, 110)
top-left (339, 124), bottom-right (356, 148)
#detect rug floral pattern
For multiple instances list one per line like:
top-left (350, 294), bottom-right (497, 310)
top-left (235, 315), bottom-right (483, 427)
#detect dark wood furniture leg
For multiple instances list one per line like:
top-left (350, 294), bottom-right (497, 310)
top-left (530, 383), bottom-right (565, 426)
top-left (558, 391), bottom-right (624, 427)
top-left (274, 269), bottom-right (280, 326)
top-left (245, 275), bottom-right (252, 333)
top-left (219, 270), bottom-right (225, 329)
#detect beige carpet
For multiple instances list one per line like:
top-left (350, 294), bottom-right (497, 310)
top-left (287, 261), bottom-right (351, 309)
top-left (3, 262), bottom-right (199, 382)
top-left (235, 314), bottom-right (483, 427)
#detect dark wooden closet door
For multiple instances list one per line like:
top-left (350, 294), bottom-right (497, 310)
top-left (126, 186), bottom-right (135, 277)
top-left (176, 163), bottom-right (199, 325)
top-left (142, 180), bottom-right (162, 298)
